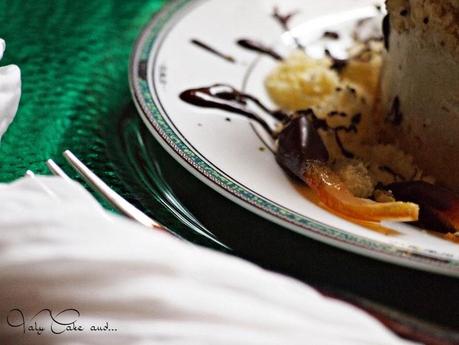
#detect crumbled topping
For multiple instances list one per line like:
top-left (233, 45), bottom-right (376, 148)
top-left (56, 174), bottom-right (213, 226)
top-left (334, 159), bottom-right (376, 198)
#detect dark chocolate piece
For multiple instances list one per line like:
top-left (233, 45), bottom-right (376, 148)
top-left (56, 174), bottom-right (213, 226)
top-left (388, 181), bottom-right (459, 233)
top-left (276, 110), bottom-right (329, 179)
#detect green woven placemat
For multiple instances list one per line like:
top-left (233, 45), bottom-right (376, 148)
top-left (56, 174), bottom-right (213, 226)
top-left (0, 0), bottom-right (229, 249)
top-left (0, 0), bottom-right (165, 181)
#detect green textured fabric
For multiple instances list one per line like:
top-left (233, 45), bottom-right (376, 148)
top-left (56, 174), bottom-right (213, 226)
top-left (0, 0), bottom-right (165, 181)
top-left (0, 0), bottom-right (229, 249)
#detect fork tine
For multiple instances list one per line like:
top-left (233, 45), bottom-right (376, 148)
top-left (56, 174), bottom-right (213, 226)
top-left (63, 150), bottom-right (167, 231)
top-left (46, 159), bottom-right (73, 181)
top-left (25, 169), bottom-right (59, 199)
top-left (45, 160), bottom-right (114, 221)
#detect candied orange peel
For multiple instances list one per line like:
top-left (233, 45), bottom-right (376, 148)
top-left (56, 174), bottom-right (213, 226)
top-left (303, 161), bottom-right (419, 222)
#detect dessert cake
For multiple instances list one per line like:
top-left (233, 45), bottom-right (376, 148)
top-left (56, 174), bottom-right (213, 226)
top-left (179, 1), bottom-right (459, 234)
top-left (379, 0), bottom-right (459, 191)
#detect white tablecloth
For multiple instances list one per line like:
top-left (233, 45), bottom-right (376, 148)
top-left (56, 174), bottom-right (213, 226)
top-left (0, 38), bottom-right (20, 139)
top-left (0, 176), bottom-right (416, 344)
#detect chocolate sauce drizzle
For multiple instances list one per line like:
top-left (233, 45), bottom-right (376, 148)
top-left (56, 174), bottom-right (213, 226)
top-left (328, 111), bottom-right (347, 118)
top-left (179, 84), bottom-right (289, 137)
top-left (272, 7), bottom-right (297, 30)
top-left (237, 39), bottom-right (284, 61)
top-left (382, 14), bottom-right (390, 50)
top-left (325, 49), bottom-right (348, 73)
top-left (386, 96), bottom-right (403, 125)
top-left (333, 132), bottom-right (354, 159)
top-left (272, 7), bottom-right (305, 50)
top-left (323, 31), bottom-right (340, 40)
top-left (304, 110), bottom-right (361, 159)
top-left (191, 39), bottom-right (236, 63)
top-left (179, 84), bottom-right (363, 160)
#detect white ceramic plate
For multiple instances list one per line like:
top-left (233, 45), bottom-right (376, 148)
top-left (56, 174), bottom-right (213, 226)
top-left (130, 0), bottom-right (459, 277)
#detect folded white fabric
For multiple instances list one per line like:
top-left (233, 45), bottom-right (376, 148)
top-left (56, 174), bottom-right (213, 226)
top-left (0, 38), bottom-right (21, 139)
top-left (0, 176), bottom-right (416, 345)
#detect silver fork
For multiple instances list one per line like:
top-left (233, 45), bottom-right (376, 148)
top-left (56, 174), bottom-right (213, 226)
top-left (44, 150), bottom-right (168, 232)
top-left (28, 150), bottom-right (229, 249)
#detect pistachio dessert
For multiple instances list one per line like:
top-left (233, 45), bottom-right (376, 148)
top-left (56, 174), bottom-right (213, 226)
top-left (266, 36), bottom-right (433, 198)
top-left (267, 2), bottom-right (459, 235)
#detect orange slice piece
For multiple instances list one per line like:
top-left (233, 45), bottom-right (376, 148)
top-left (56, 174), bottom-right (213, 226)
top-left (304, 161), bottom-right (419, 222)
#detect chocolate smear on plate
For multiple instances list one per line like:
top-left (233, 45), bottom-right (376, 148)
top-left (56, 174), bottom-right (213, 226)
top-left (272, 6), bottom-right (298, 31)
top-left (272, 6), bottom-right (305, 50)
top-left (191, 39), bottom-right (236, 63)
top-left (323, 31), bottom-right (340, 40)
top-left (237, 39), bottom-right (283, 61)
top-left (179, 84), bottom-right (289, 137)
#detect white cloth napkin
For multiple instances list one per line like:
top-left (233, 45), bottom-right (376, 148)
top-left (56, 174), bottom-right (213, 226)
top-left (0, 176), bottom-right (416, 345)
top-left (0, 38), bottom-right (21, 139)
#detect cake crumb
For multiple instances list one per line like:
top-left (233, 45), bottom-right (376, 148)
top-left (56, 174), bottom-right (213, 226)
top-left (333, 159), bottom-right (376, 198)
top-left (374, 189), bottom-right (396, 203)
